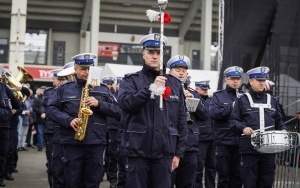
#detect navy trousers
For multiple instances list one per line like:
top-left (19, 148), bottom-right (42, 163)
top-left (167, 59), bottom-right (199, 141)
top-left (62, 144), bottom-right (104, 188)
top-left (52, 143), bottom-right (65, 188)
top-left (171, 151), bottom-right (197, 188)
top-left (0, 128), bottom-right (9, 180)
top-left (125, 157), bottom-right (172, 188)
top-left (5, 125), bottom-right (18, 174)
top-left (240, 153), bottom-right (276, 188)
top-left (215, 145), bottom-right (242, 188)
top-left (45, 133), bottom-right (53, 187)
top-left (106, 129), bottom-right (118, 185)
top-left (195, 141), bottom-right (216, 188)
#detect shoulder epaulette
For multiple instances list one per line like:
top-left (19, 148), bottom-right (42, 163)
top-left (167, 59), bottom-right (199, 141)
top-left (60, 81), bottom-right (74, 86)
top-left (124, 71), bottom-right (139, 78)
top-left (45, 87), bottom-right (54, 91)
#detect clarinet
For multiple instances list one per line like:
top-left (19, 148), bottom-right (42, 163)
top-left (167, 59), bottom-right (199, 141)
top-left (181, 79), bottom-right (194, 125)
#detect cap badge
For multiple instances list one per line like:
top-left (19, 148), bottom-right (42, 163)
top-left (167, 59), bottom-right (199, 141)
top-left (235, 67), bottom-right (241, 72)
top-left (154, 34), bottom-right (161, 41)
top-left (84, 54), bottom-right (90, 60)
top-left (261, 67), bottom-right (266, 73)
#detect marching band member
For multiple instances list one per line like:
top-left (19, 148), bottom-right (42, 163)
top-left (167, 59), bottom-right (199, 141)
top-left (115, 76), bottom-right (127, 188)
top-left (209, 66), bottom-right (244, 188)
top-left (194, 80), bottom-right (216, 188)
top-left (42, 69), bottom-right (66, 187)
top-left (102, 76), bottom-right (119, 188)
top-left (117, 34), bottom-right (188, 188)
top-left (0, 67), bottom-right (21, 187)
top-left (50, 62), bottom-right (75, 188)
top-left (167, 55), bottom-right (207, 188)
top-left (230, 66), bottom-right (287, 188)
top-left (46, 53), bottom-right (121, 188)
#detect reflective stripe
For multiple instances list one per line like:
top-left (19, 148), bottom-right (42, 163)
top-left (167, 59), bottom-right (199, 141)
top-left (245, 93), bottom-right (271, 132)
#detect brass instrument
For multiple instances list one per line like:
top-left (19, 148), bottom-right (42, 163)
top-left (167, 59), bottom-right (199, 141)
top-left (75, 83), bottom-right (93, 141)
top-left (5, 66), bottom-right (33, 102)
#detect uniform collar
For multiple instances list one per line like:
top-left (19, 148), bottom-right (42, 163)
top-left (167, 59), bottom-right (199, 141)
top-left (225, 85), bottom-right (237, 93)
top-left (74, 75), bottom-right (86, 86)
top-left (142, 63), bottom-right (161, 78)
top-left (249, 87), bottom-right (265, 99)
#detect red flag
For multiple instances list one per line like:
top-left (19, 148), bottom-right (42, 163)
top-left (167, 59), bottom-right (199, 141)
top-left (163, 86), bottom-right (172, 99)
top-left (159, 11), bottom-right (172, 24)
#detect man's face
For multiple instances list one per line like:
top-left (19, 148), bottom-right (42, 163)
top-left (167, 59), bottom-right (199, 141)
top-left (52, 77), bottom-right (64, 87)
top-left (169, 67), bottom-right (188, 82)
top-left (195, 86), bottom-right (208, 96)
top-left (225, 77), bottom-right (241, 89)
top-left (74, 65), bottom-right (89, 80)
top-left (249, 78), bottom-right (266, 92)
top-left (105, 83), bottom-right (113, 90)
top-left (143, 49), bottom-right (161, 71)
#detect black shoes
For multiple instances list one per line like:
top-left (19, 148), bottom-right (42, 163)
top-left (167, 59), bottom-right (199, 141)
top-left (13, 168), bottom-right (18, 173)
top-left (21, 147), bottom-right (28, 151)
top-left (0, 179), bottom-right (4, 187)
top-left (110, 182), bottom-right (117, 188)
top-left (37, 148), bottom-right (43, 151)
top-left (17, 147), bottom-right (28, 151)
top-left (27, 144), bottom-right (35, 148)
top-left (4, 173), bottom-right (14, 181)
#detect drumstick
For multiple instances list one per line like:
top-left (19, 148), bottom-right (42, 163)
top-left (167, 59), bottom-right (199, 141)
top-left (241, 125), bottom-right (274, 136)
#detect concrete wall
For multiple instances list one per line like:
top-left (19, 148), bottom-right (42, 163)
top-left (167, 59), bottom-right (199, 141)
top-left (0, 29), bottom-right (205, 68)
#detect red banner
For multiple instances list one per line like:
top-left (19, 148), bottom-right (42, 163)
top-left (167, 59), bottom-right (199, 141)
top-left (98, 42), bottom-right (120, 59)
top-left (3, 65), bottom-right (60, 81)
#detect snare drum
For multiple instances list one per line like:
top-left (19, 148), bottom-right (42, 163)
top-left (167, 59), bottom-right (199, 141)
top-left (251, 130), bottom-right (290, 154)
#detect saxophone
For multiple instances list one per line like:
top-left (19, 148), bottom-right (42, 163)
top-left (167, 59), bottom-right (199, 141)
top-left (75, 83), bottom-right (93, 141)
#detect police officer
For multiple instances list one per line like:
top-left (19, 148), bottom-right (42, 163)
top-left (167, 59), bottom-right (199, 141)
top-left (4, 86), bottom-right (27, 181)
top-left (230, 67), bottom-right (287, 188)
top-left (115, 77), bottom-right (127, 188)
top-left (50, 62), bottom-right (75, 188)
top-left (194, 80), bottom-right (216, 188)
top-left (57, 61), bottom-right (75, 81)
top-left (0, 69), bottom-right (21, 187)
top-left (47, 53), bottom-right (121, 188)
top-left (209, 66), bottom-right (243, 188)
top-left (167, 55), bottom-right (207, 188)
top-left (43, 69), bottom-right (66, 187)
top-left (102, 76), bottom-right (119, 188)
top-left (117, 34), bottom-right (188, 188)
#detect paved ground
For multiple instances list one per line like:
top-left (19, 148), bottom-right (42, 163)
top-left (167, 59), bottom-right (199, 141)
top-left (4, 147), bottom-right (110, 188)
top-left (4, 146), bottom-right (300, 188)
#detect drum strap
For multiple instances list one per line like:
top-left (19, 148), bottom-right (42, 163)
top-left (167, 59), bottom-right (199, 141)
top-left (245, 93), bottom-right (271, 132)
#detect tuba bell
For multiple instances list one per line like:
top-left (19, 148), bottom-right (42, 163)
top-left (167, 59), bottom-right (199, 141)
top-left (5, 66), bottom-right (33, 102)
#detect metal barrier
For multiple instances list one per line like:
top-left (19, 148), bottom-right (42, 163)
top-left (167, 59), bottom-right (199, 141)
top-left (274, 132), bottom-right (300, 188)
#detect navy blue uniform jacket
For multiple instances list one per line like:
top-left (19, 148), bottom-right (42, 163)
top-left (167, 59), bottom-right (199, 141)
top-left (117, 65), bottom-right (188, 159)
top-left (187, 89), bottom-right (208, 152)
top-left (0, 83), bottom-right (21, 128)
top-left (198, 95), bottom-right (215, 141)
top-left (209, 86), bottom-right (241, 146)
top-left (230, 88), bottom-right (287, 153)
top-left (43, 87), bottom-right (56, 134)
top-left (46, 79), bottom-right (121, 145)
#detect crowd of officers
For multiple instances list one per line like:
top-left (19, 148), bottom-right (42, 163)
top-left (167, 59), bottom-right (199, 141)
top-left (0, 33), bottom-right (287, 188)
